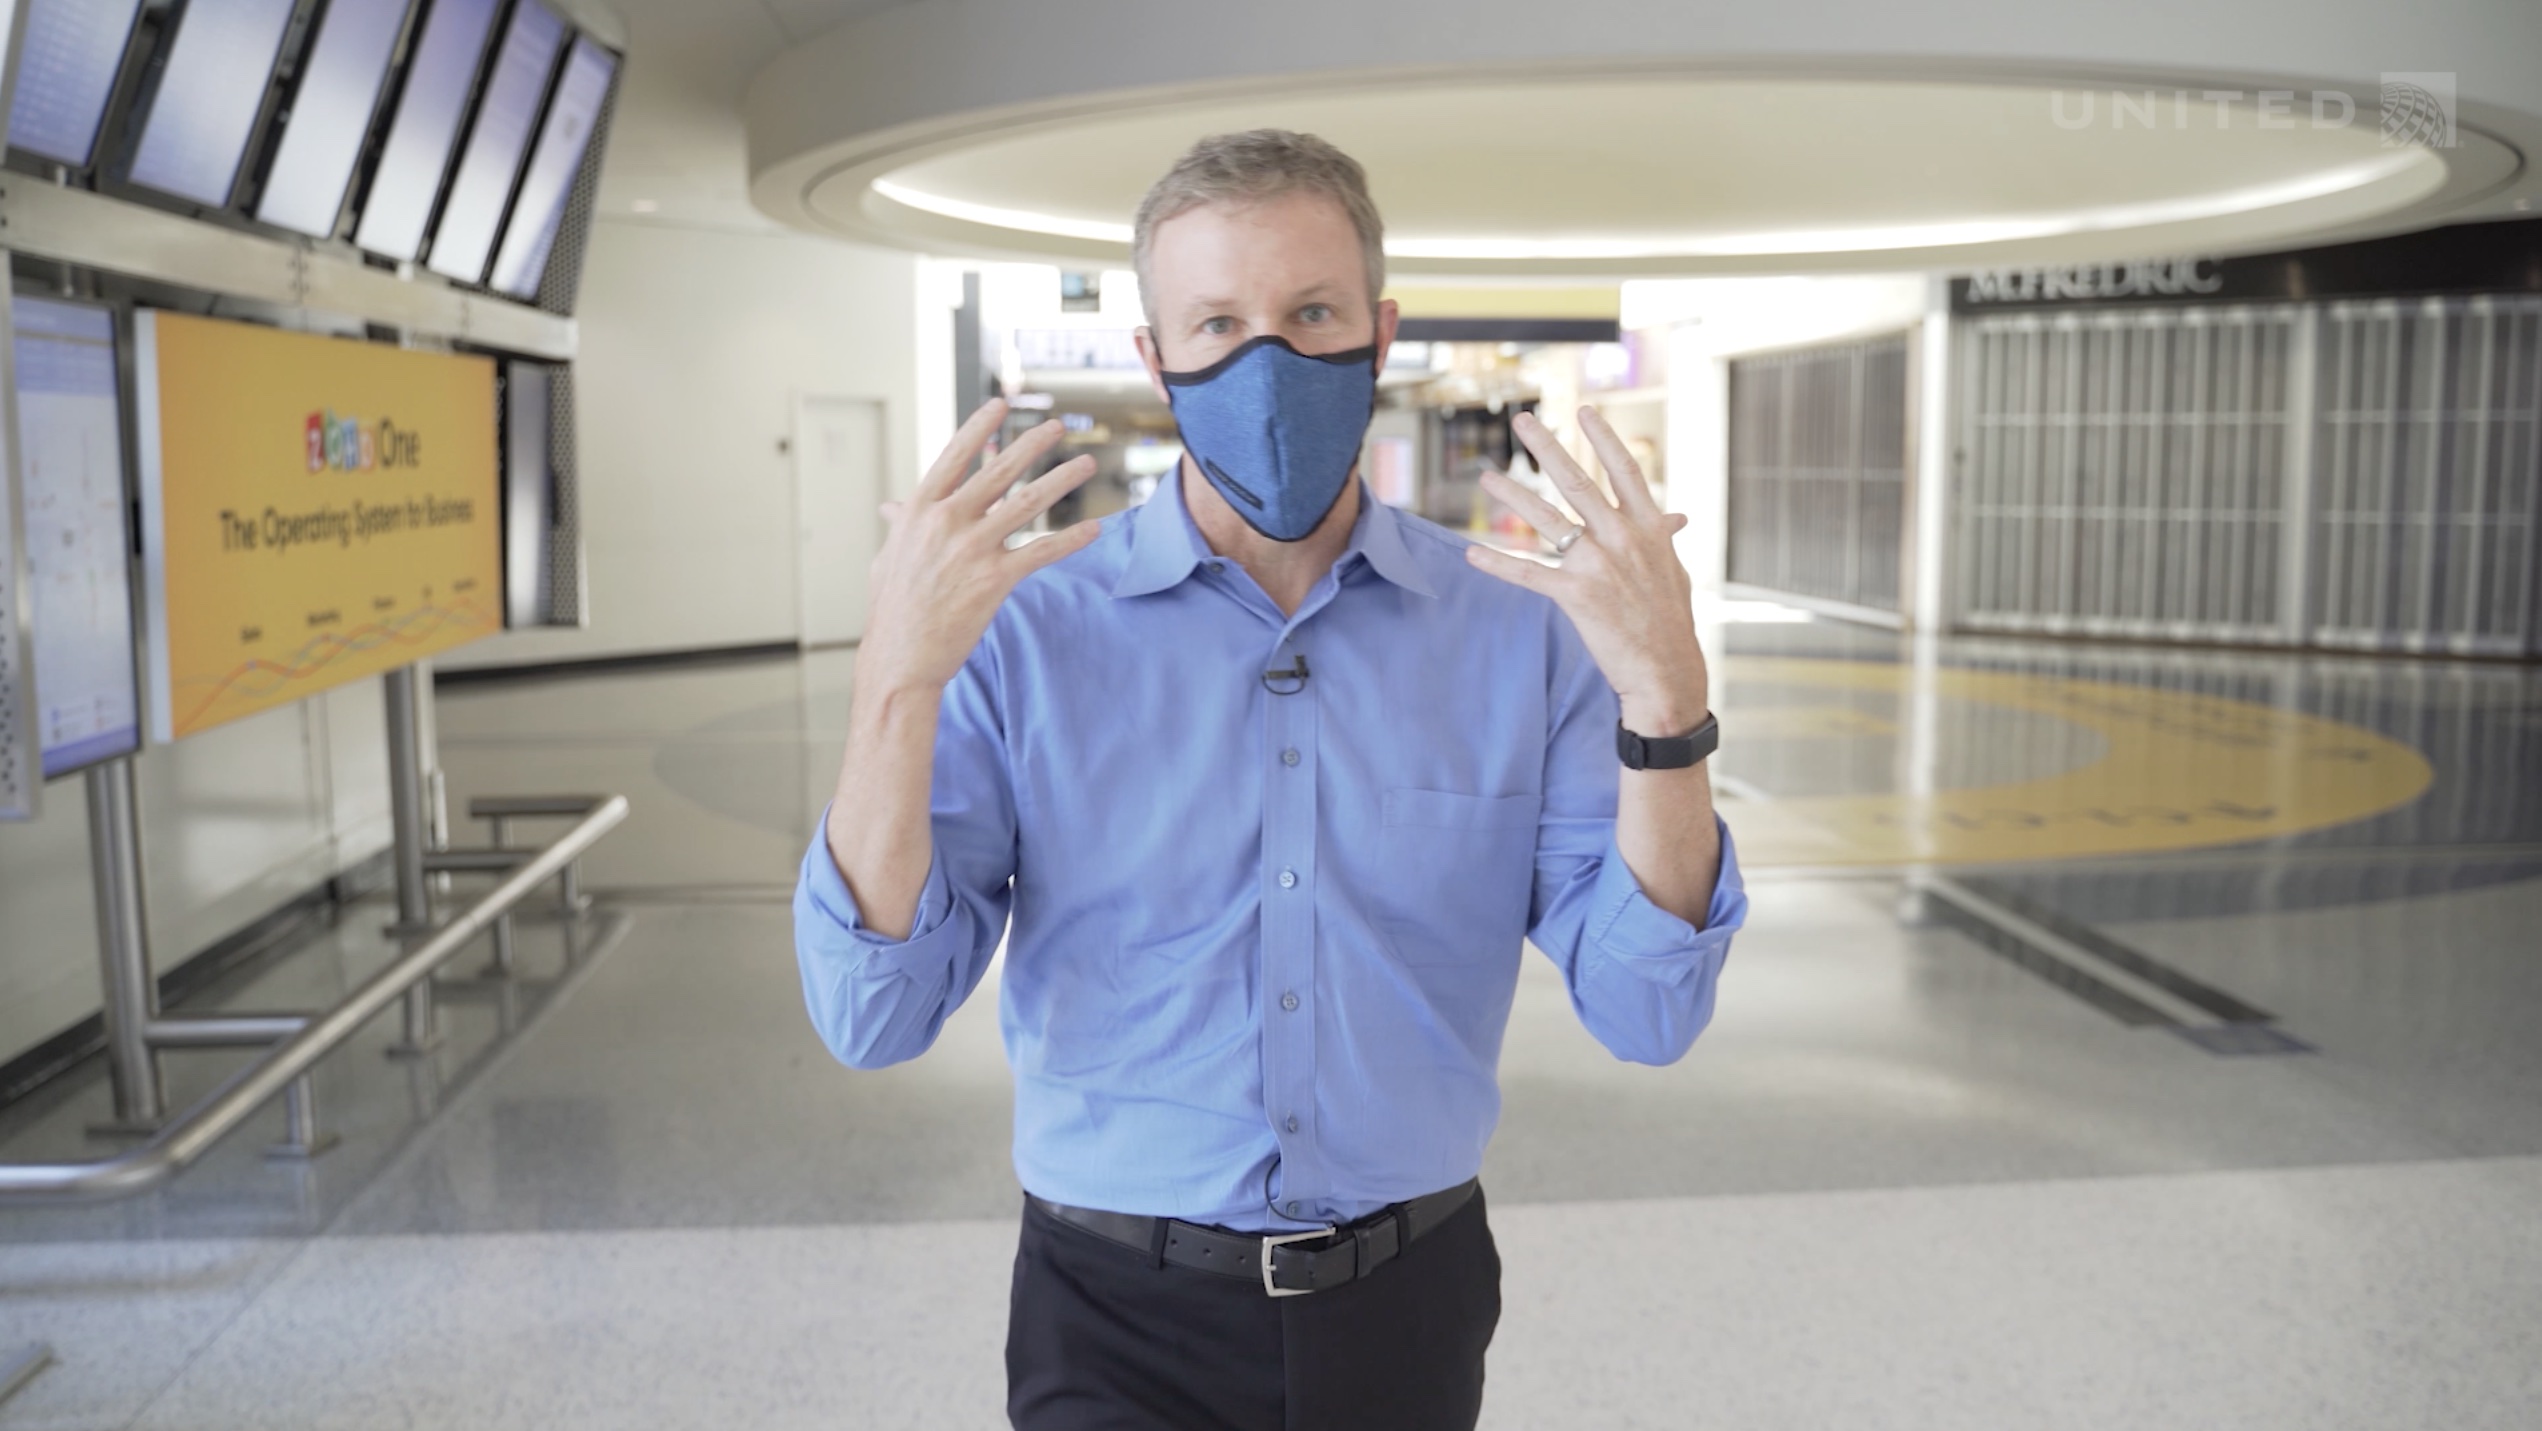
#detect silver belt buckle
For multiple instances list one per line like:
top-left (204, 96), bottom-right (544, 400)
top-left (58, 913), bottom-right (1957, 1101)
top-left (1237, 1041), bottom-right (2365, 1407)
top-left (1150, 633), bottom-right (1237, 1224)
top-left (1261, 1226), bottom-right (1335, 1297)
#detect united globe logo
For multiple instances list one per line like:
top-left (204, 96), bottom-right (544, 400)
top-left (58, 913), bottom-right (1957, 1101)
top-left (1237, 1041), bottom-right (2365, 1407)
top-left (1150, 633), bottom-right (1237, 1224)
top-left (2379, 73), bottom-right (2458, 149)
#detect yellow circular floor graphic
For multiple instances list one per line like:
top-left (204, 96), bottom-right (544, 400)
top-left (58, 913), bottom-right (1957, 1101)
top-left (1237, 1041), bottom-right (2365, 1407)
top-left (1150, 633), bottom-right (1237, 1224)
top-left (1718, 657), bottom-right (2434, 867)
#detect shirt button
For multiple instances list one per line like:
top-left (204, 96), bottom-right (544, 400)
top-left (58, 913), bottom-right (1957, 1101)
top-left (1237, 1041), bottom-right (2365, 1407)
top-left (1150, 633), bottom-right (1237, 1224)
top-left (1286, 1201), bottom-right (1302, 1217)
top-left (1278, 868), bottom-right (1297, 889)
top-left (1281, 991), bottom-right (1299, 1012)
top-left (1281, 748), bottom-right (1300, 767)
top-left (1286, 1114), bottom-right (1300, 1133)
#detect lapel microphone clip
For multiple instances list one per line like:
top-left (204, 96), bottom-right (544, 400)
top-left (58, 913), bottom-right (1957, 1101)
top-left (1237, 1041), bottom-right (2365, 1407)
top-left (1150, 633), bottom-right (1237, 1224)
top-left (1262, 652), bottom-right (1311, 696)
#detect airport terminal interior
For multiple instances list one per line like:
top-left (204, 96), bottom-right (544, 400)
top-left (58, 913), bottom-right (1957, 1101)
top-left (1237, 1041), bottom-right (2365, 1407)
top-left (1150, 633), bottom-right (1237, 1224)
top-left (1, 1), bottom-right (2539, 1427)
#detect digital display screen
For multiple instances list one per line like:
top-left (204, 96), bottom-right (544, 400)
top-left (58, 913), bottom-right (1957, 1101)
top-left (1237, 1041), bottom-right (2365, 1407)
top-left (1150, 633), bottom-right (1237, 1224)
top-left (501, 360), bottom-right (554, 626)
top-left (425, 0), bottom-right (566, 283)
top-left (125, 0), bottom-right (299, 207)
top-left (254, 0), bottom-right (415, 237)
top-left (6, 0), bottom-right (146, 167)
top-left (353, 0), bottom-right (501, 262)
top-left (12, 297), bottom-right (140, 778)
top-left (487, 35), bottom-right (614, 299)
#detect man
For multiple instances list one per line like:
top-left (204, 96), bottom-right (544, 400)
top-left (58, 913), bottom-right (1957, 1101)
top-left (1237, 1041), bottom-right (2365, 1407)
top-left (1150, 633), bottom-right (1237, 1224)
top-left (795, 129), bottom-right (1745, 1431)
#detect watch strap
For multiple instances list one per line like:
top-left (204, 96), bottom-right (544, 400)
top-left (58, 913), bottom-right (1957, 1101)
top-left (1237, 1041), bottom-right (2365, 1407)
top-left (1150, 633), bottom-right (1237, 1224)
top-left (1617, 711), bottom-right (1718, 770)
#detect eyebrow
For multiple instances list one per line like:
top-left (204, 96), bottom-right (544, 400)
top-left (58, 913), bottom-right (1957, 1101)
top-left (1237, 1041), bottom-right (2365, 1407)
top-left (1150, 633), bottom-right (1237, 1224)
top-left (1178, 282), bottom-right (1354, 316)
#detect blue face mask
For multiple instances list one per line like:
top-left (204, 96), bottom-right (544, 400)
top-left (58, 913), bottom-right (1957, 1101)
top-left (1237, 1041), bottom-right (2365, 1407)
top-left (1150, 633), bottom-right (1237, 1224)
top-left (1161, 335), bottom-right (1377, 542)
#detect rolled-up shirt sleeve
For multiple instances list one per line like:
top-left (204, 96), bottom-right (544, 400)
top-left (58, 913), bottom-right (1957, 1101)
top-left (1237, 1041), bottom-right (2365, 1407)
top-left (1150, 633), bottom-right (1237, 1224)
top-left (1525, 609), bottom-right (1747, 1066)
top-left (1563, 818), bottom-right (1745, 1064)
top-left (793, 644), bottom-right (1016, 1070)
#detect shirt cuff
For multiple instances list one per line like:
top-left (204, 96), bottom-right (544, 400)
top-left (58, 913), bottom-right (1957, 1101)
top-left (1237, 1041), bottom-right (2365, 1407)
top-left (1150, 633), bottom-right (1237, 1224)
top-left (795, 801), bottom-right (966, 977)
top-left (1582, 814), bottom-right (1748, 985)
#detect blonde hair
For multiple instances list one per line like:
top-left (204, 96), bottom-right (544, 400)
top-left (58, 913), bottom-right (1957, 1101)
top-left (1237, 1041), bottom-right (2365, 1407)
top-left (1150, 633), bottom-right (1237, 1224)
top-left (1131, 129), bottom-right (1385, 325)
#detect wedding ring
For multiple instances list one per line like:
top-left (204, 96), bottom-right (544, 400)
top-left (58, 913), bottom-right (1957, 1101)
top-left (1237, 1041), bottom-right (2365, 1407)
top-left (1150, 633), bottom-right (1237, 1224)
top-left (1551, 525), bottom-right (1584, 555)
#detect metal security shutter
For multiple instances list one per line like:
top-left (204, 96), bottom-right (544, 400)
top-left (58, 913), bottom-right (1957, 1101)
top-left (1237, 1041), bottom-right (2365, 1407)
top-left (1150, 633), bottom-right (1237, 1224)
top-left (1726, 333), bottom-right (1908, 613)
top-left (2310, 296), bottom-right (2542, 655)
top-left (1953, 295), bottom-right (2542, 655)
top-left (1956, 306), bottom-right (2300, 642)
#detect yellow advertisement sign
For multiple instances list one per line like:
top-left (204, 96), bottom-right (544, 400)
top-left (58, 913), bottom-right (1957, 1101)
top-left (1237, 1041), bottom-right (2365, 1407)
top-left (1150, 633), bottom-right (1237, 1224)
top-left (135, 311), bottom-right (500, 741)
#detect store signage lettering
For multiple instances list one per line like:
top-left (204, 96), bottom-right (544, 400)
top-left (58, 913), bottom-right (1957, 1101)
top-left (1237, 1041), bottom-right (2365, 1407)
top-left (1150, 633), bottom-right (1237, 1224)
top-left (1962, 258), bottom-right (2225, 306)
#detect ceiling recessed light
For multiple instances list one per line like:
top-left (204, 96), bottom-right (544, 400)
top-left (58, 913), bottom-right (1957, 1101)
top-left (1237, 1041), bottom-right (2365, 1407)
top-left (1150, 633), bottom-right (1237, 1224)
top-left (874, 150), bottom-right (2430, 262)
top-left (630, 198), bottom-right (659, 214)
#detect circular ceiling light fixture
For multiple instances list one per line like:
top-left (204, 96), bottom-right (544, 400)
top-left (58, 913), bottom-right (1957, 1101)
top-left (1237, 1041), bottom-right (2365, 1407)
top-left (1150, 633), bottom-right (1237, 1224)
top-left (801, 75), bottom-right (2514, 277)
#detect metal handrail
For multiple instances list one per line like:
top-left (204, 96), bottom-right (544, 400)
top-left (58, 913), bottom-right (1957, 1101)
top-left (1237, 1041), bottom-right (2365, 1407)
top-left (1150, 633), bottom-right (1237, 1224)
top-left (0, 796), bottom-right (628, 1204)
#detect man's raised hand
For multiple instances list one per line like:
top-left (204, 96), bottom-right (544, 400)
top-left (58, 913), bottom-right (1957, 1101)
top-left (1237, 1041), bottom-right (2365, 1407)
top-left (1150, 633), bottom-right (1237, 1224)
top-left (857, 398), bottom-right (1103, 697)
top-left (1462, 407), bottom-right (1709, 737)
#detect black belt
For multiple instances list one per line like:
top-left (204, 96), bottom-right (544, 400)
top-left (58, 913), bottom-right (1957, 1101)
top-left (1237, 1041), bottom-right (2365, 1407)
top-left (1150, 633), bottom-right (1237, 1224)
top-left (1027, 1178), bottom-right (1479, 1298)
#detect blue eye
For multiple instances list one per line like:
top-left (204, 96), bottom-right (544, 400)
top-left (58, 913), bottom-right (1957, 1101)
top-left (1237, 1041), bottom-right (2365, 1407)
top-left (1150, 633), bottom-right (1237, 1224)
top-left (1301, 305), bottom-right (1331, 323)
top-left (1202, 317), bottom-right (1234, 335)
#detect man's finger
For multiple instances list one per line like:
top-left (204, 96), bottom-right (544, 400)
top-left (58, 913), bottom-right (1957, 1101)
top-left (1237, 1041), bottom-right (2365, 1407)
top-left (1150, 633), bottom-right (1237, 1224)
top-left (1461, 539), bottom-right (1559, 594)
top-left (1001, 517), bottom-right (1106, 576)
top-left (1511, 412), bottom-right (1623, 539)
top-left (1663, 512), bottom-right (1690, 535)
top-left (1479, 467), bottom-right (1579, 544)
top-left (955, 419), bottom-right (1067, 514)
top-left (1579, 407), bottom-right (1663, 521)
top-left (915, 398), bottom-right (1010, 502)
top-left (991, 454), bottom-right (1100, 537)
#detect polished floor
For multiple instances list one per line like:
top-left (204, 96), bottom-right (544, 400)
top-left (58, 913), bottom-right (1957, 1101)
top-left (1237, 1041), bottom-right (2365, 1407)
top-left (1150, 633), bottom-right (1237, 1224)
top-left (3, 615), bottom-right (2540, 1428)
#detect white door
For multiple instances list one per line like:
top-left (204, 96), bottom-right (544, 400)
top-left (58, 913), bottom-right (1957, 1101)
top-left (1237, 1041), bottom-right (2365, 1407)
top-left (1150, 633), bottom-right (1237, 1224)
top-left (794, 395), bottom-right (886, 647)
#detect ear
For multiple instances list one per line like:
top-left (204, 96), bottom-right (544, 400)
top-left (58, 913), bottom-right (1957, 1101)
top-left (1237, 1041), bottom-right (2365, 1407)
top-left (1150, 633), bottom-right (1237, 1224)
top-left (1133, 326), bottom-right (1171, 406)
top-left (1372, 297), bottom-right (1401, 377)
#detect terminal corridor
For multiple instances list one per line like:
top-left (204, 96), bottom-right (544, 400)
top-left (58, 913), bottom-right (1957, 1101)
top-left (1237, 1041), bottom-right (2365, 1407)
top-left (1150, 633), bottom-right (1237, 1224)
top-left (4, 620), bottom-right (2537, 1428)
top-left (4, 1), bottom-right (2541, 1426)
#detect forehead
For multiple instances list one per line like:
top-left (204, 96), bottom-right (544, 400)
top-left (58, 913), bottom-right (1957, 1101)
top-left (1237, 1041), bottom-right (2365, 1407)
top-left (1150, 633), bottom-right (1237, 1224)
top-left (1144, 189), bottom-right (1365, 311)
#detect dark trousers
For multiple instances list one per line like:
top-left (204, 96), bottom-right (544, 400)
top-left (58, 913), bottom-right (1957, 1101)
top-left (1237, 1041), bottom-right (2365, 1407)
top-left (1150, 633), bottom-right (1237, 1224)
top-left (1006, 1187), bottom-right (1502, 1431)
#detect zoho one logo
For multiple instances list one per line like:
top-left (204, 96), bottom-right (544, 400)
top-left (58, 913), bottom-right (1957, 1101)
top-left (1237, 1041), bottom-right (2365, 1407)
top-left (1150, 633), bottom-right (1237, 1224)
top-left (304, 410), bottom-right (423, 471)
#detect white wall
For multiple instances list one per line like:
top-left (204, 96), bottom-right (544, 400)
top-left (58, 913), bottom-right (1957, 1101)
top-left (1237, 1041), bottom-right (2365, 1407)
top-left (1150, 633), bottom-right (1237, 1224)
top-left (441, 218), bottom-right (922, 670)
top-left (0, 680), bottom-right (391, 1066)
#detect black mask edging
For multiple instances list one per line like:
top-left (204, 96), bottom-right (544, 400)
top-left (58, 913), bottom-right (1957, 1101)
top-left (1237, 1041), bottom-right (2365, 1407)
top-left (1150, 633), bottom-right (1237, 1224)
top-left (1159, 334), bottom-right (1380, 387)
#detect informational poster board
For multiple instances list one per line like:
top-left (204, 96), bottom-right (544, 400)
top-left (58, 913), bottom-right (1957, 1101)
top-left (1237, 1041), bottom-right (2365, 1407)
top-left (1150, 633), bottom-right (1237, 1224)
top-left (133, 311), bottom-right (500, 742)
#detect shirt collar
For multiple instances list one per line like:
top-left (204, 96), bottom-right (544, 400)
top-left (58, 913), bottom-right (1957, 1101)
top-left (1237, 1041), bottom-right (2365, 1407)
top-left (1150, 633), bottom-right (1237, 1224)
top-left (1111, 470), bottom-right (1437, 600)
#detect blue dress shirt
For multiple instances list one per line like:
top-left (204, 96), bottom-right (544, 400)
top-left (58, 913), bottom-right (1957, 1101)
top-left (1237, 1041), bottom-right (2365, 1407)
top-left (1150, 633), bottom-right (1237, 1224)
top-left (795, 473), bottom-right (1746, 1233)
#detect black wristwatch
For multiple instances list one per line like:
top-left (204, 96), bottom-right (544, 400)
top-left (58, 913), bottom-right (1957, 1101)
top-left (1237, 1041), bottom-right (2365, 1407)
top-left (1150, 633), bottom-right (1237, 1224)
top-left (1616, 711), bottom-right (1719, 770)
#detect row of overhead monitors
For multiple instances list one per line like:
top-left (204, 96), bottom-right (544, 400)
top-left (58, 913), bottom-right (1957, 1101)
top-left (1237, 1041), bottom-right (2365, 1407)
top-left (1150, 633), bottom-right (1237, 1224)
top-left (0, 0), bottom-right (608, 818)
top-left (6, 0), bottom-right (621, 300)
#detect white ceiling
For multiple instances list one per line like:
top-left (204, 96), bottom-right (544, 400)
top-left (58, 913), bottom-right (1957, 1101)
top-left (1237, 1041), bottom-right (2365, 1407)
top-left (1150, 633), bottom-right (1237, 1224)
top-left (578, 0), bottom-right (916, 233)
top-left (592, 0), bottom-right (2535, 276)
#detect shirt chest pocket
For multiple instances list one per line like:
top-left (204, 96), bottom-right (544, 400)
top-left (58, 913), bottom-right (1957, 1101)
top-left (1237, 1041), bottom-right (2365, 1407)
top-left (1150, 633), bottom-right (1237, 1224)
top-left (1377, 788), bottom-right (1543, 965)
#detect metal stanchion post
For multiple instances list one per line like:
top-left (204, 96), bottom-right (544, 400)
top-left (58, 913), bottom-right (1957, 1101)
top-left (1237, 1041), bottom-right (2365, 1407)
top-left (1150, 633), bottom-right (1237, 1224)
top-left (84, 758), bottom-right (165, 1135)
top-left (484, 910), bottom-right (515, 977)
top-left (382, 665), bottom-right (443, 1056)
top-left (264, 1074), bottom-right (339, 1161)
